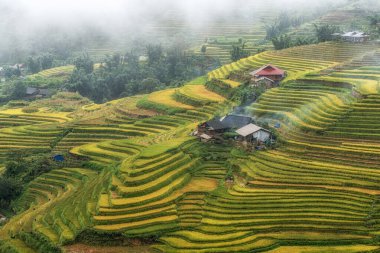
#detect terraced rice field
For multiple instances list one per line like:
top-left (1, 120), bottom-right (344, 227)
top-left (312, 51), bottom-right (380, 94)
top-left (327, 94), bottom-right (380, 139)
top-left (29, 65), bottom-right (75, 79)
top-left (155, 42), bottom-right (380, 252)
top-left (146, 89), bottom-right (195, 110)
top-left (247, 81), bottom-right (352, 131)
top-left (2, 40), bottom-right (380, 253)
top-left (0, 167), bottom-right (106, 251)
top-left (175, 85), bottom-right (225, 105)
top-left (0, 113), bottom-right (63, 128)
top-left (208, 46), bottom-right (336, 81)
top-left (208, 42), bottom-right (378, 82)
top-left (28, 63), bottom-right (101, 80)
top-left (0, 124), bottom-right (65, 164)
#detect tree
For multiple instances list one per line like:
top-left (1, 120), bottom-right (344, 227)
top-left (140, 78), bottom-right (161, 93)
top-left (271, 35), bottom-right (292, 50)
top-left (104, 53), bottom-right (122, 71)
top-left (125, 51), bottom-right (139, 66)
top-left (230, 45), bottom-right (249, 62)
top-left (367, 14), bottom-right (380, 36)
top-left (265, 24), bottom-right (281, 40)
top-left (74, 54), bottom-right (94, 74)
top-left (314, 24), bottom-right (340, 43)
top-left (147, 44), bottom-right (163, 65)
top-left (265, 12), bottom-right (293, 40)
top-left (26, 56), bottom-right (41, 74)
top-left (64, 47), bottom-right (220, 104)
top-left (0, 177), bottom-right (22, 208)
top-left (5, 153), bottom-right (61, 183)
top-left (3, 66), bottom-right (21, 78)
top-left (166, 47), bottom-right (184, 79)
top-left (2, 80), bottom-right (27, 100)
top-left (201, 45), bottom-right (207, 53)
top-left (39, 53), bottom-right (54, 70)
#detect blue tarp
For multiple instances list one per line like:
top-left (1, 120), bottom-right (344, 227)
top-left (53, 154), bottom-right (64, 162)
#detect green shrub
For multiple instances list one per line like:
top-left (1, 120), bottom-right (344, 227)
top-left (205, 79), bottom-right (233, 97)
top-left (223, 131), bottom-right (239, 139)
top-left (19, 232), bottom-right (62, 253)
top-left (6, 100), bottom-right (30, 107)
top-left (21, 107), bottom-right (39, 113)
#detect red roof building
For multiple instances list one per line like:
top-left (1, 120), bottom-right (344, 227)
top-left (250, 65), bottom-right (286, 82)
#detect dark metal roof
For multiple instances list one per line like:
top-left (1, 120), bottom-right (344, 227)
top-left (26, 87), bottom-right (50, 96)
top-left (220, 115), bottom-right (253, 129)
top-left (206, 119), bottom-right (228, 130)
top-left (26, 87), bottom-right (38, 95)
top-left (38, 89), bottom-right (50, 96)
top-left (204, 114), bottom-right (254, 131)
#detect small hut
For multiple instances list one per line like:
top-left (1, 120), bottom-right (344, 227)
top-left (250, 65), bottom-right (286, 84)
top-left (340, 31), bottom-right (369, 43)
top-left (198, 114), bottom-right (254, 137)
top-left (26, 87), bottom-right (51, 99)
top-left (235, 123), bottom-right (272, 144)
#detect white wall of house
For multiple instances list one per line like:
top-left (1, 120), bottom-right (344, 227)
top-left (253, 130), bottom-right (271, 142)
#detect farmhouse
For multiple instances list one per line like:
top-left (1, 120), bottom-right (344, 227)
top-left (203, 118), bottom-right (227, 131)
top-left (332, 31), bottom-right (369, 43)
top-left (235, 123), bottom-right (272, 144)
top-left (250, 65), bottom-right (286, 85)
top-left (252, 76), bottom-right (276, 88)
top-left (342, 31), bottom-right (369, 43)
top-left (197, 115), bottom-right (273, 148)
top-left (198, 114), bottom-right (254, 136)
top-left (12, 63), bottom-right (24, 69)
top-left (219, 114), bottom-right (253, 129)
top-left (26, 87), bottom-right (51, 99)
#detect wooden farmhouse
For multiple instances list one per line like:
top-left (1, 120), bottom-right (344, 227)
top-left (250, 65), bottom-right (286, 86)
top-left (332, 31), bottom-right (370, 43)
top-left (197, 114), bottom-right (273, 148)
top-left (218, 115), bottom-right (253, 129)
top-left (252, 77), bottom-right (276, 88)
top-left (197, 114), bottom-right (254, 141)
top-left (26, 87), bottom-right (51, 99)
top-left (342, 31), bottom-right (369, 43)
top-left (235, 123), bottom-right (272, 144)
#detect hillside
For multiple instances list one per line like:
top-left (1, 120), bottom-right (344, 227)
top-left (0, 37), bottom-right (379, 253)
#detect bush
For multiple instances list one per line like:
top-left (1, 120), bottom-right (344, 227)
top-left (0, 178), bottom-right (22, 209)
top-left (56, 106), bottom-right (75, 112)
top-left (6, 100), bottom-right (30, 107)
top-left (223, 131), bottom-right (239, 139)
top-left (19, 232), bottom-right (62, 253)
top-left (52, 92), bottom-right (85, 100)
top-left (205, 79), bottom-right (233, 98)
top-left (22, 107), bottom-right (39, 113)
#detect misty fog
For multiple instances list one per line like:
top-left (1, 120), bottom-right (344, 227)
top-left (0, 0), bottom-right (358, 63)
